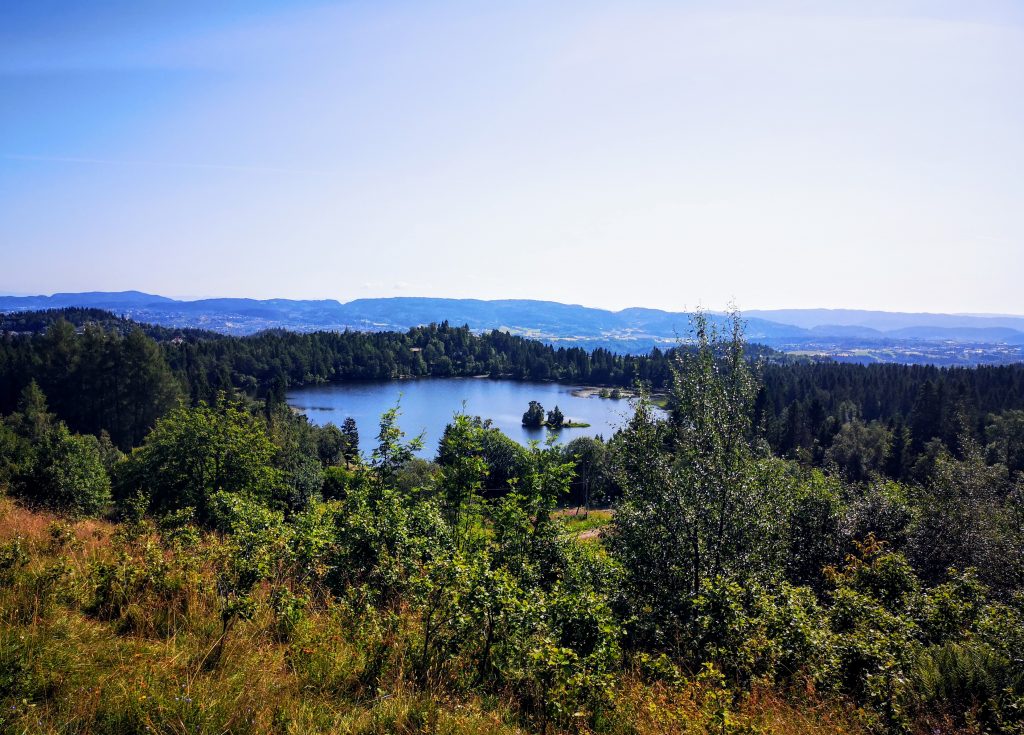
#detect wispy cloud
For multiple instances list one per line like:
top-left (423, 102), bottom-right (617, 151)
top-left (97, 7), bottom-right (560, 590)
top-left (4, 153), bottom-right (335, 177)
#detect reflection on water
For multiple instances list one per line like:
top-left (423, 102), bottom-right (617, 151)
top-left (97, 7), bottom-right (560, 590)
top-left (287, 378), bottom-right (641, 458)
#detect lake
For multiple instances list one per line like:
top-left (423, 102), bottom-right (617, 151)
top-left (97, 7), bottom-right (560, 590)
top-left (287, 378), bottom-right (640, 457)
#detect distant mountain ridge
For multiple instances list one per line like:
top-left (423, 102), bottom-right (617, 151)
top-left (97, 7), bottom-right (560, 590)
top-left (3, 292), bottom-right (1024, 364)
top-left (0, 292), bottom-right (804, 340)
top-left (748, 308), bottom-right (1024, 332)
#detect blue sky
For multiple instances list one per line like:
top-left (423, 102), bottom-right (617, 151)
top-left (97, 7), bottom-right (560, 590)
top-left (2, 0), bottom-right (1022, 313)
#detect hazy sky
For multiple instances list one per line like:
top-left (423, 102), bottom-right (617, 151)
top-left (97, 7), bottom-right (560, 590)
top-left (2, 0), bottom-right (1022, 313)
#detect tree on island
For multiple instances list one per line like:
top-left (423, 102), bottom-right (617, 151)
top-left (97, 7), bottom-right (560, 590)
top-left (522, 400), bottom-right (545, 428)
top-left (546, 405), bottom-right (565, 429)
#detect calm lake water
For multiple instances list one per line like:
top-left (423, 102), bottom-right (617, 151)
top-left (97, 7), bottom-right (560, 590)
top-left (287, 378), bottom-right (639, 458)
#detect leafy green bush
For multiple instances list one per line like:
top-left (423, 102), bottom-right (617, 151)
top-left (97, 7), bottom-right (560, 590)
top-left (18, 423), bottom-right (111, 516)
top-left (116, 395), bottom-right (279, 522)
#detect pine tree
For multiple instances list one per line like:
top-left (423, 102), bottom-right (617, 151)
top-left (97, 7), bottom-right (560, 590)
top-left (546, 405), bottom-right (565, 429)
top-left (341, 417), bottom-right (360, 463)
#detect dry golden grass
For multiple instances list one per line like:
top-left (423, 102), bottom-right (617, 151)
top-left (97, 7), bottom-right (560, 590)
top-left (0, 494), bottom-right (56, 541)
top-left (0, 494), bottom-right (114, 552)
top-left (0, 498), bottom-right (876, 735)
top-left (605, 678), bottom-right (868, 735)
top-left (741, 687), bottom-right (869, 735)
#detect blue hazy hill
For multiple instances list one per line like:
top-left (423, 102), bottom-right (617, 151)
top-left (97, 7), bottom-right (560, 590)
top-left (2, 293), bottom-right (1024, 362)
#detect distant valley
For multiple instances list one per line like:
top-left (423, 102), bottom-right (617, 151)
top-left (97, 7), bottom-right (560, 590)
top-left (2, 291), bottom-right (1023, 366)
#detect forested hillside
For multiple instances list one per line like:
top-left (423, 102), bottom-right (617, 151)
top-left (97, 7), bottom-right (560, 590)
top-left (3, 308), bottom-right (1024, 472)
top-left (4, 293), bottom-right (1022, 364)
top-left (2, 310), bottom-right (1024, 733)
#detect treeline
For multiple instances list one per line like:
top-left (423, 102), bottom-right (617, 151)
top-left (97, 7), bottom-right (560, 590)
top-left (0, 319), bottom-right (181, 449)
top-left (0, 310), bottom-right (674, 446)
top-left (758, 362), bottom-right (1024, 480)
top-left (4, 308), bottom-right (1024, 476)
top-left (161, 322), bottom-right (675, 400)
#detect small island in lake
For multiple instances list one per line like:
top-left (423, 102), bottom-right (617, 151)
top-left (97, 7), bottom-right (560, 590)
top-left (521, 400), bottom-right (591, 429)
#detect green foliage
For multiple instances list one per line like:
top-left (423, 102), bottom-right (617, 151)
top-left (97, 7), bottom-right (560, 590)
top-left (313, 422), bottom-right (346, 465)
top-left (117, 395), bottom-right (279, 522)
top-left (522, 400), bottom-right (545, 428)
top-left (478, 423), bottom-right (529, 491)
top-left (682, 576), bottom-right (835, 689)
top-left (911, 641), bottom-right (1024, 730)
top-left (985, 409), bottom-right (1024, 476)
top-left (436, 414), bottom-right (488, 550)
top-left (322, 463), bottom-right (367, 500)
top-left (919, 568), bottom-right (988, 643)
top-left (4, 384), bottom-right (110, 517)
top-left (88, 526), bottom-right (202, 637)
top-left (820, 543), bottom-right (923, 725)
top-left (491, 439), bottom-right (574, 586)
top-left (909, 447), bottom-right (1022, 589)
top-left (847, 480), bottom-right (917, 551)
top-left (825, 418), bottom-right (892, 483)
top-left (0, 536), bottom-right (30, 585)
top-left (27, 423), bottom-right (111, 516)
top-left (309, 411), bottom-right (450, 605)
top-left (277, 449), bottom-right (325, 512)
top-left (0, 321), bottom-right (181, 449)
top-left (370, 405), bottom-right (423, 492)
top-left (546, 405), bottom-right (565, 429)
top-left (10, 380), bottom-right (53, 443)
top-left (786, 469), bottom-right (846, 588)
top-left (0, 382), bottom-right (52, 486)
top-left (612, 311), bottom-right (793, 648)
top-left (409, 550), bottom-right (477, 686)
top-left (562, 436), bottom-right (612, 509)
top-left (1, 382), bottom-right (109, 516)
top-left (341, 416), bottom-right (360, 462)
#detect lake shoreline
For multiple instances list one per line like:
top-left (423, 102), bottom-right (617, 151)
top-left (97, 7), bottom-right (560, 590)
top-left (287, 377), bottom-right (643, 456)
top-left (291, 373), bottom-right (650, 392)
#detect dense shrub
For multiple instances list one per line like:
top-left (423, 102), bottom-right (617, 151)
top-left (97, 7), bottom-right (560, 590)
top-left (116, 396), bottom-right (279, 521)
top-left (26, 423), bottom-right (111, 516)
